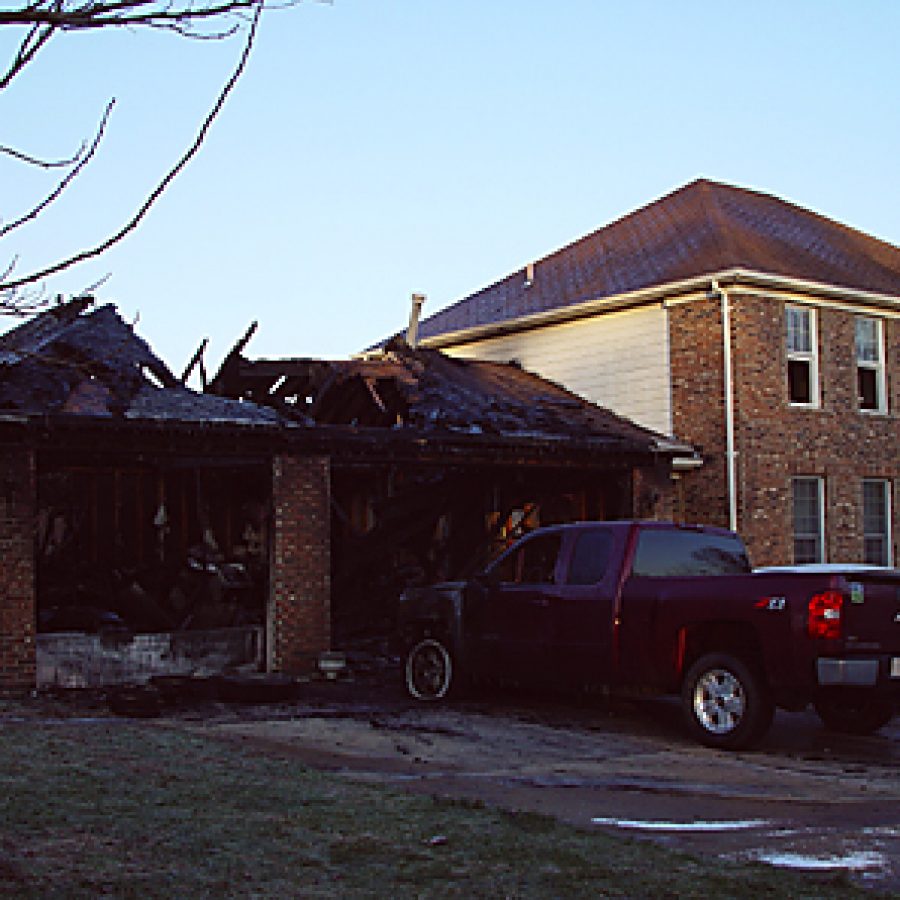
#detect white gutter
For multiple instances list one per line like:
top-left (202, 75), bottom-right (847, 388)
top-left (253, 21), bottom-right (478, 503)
top-left (713, 280), bottom-right (738, 532)
top-left (418, 273), bottom-right (715, 349)
top-left (418, 268), bottom-right (900, 350)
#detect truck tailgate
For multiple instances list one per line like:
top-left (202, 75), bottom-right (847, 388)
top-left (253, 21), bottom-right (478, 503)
top-left (840, 570), bottom-right (900, 650)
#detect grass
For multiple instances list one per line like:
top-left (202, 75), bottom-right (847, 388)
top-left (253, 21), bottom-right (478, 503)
top-left (0, 711), bottom-right (890, 898)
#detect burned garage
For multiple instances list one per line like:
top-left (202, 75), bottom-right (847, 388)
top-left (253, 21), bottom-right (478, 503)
top-left (0, 299), bottom-right (691, 692)
top-left (207, 331), bottom-right (693, 646)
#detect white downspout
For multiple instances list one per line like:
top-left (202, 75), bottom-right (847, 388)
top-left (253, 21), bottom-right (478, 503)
top-left (715, 280), bottom-right (738, 532)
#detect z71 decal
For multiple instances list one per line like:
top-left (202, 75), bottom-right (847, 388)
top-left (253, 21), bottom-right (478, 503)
top-left (755, 596), bottom-right (786, 612)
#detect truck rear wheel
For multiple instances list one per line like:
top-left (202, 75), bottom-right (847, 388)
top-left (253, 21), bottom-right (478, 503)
top-left (682, 652), bottom-right (773, 750)
top-left (405, 637), bottom-right (454, 701)
top-left (814, 692), bottom-right (895, 735)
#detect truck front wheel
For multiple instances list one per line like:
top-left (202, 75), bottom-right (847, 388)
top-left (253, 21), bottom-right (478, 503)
top-left (405, 637), bottom-right (454, 701)
top-left (814, 692), bottom-right (895, 735)
top-left (682, 652), bottom-right (773, 750)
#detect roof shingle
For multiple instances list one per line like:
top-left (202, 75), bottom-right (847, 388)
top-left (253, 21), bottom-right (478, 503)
top-left (417, 179), bottom-right (900, 341)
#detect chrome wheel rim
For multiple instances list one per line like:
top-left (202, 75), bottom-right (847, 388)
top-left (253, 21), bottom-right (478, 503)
top-left (693, 668), bottom-right (745, 734)
top-left (407, 639), bottom-right (451, 699)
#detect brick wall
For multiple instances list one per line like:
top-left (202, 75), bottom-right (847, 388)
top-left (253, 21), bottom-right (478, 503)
top-left (670, 293), bottom-right (900, 567)
top-left (0, 447), bottom-right (36, 693)
top-left (729, 294), bottom-right (794, 564)
top-left (632, 463), bottom-right (678, 521)
top-left (669, 296), bottom-right (729, 529)
top-left (270, 454), bottom-right (331, 674)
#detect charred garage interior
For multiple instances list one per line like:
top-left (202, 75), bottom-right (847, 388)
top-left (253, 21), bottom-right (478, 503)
top-left (0, 298), bottom-right (692, 692)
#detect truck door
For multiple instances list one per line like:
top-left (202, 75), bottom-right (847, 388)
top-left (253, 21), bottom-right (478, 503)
top-left (551, 528), bottom-right (617, 685)
top-left (616, 527), bottom-right (752, 686)
top-left (476, 531), bottom-right (562, 681)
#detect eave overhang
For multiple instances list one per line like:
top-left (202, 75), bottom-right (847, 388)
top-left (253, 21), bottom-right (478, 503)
top-left (417, 268), bottom-right (900, 350)
top-left (0, 414), bottom-right (684, 470)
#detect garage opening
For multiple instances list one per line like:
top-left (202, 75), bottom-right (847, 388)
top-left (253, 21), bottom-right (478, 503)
top-left (35, 453), bottom-right (271, 687)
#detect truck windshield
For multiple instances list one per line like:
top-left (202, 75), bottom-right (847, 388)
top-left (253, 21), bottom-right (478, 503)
top-left (632, 529), bottom-right (750, 577)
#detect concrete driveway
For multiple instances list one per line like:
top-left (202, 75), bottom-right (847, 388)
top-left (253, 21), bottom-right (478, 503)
top-left (196, 678), bottom-right (900, 892)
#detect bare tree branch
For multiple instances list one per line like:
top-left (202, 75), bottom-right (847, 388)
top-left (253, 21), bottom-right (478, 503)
top-left (0, 99), bottom-right (115, 240)
top-left (0, 1), bottom-right (299, 92)
top-left (0, 2), bottom-right (263, 294)
top-left (0, 1), bottom-right (262, 32)
top-left (0, 139), bottom-right (86, 169)
top-left (0, 20), bottom-right (56, 90)
top-left (0, 255), bottom-right (18, 283)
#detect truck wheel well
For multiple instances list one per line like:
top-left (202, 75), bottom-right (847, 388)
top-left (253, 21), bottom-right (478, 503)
top-left (681, 623), bottom-right (765, 681)
top-left (401, 620), bottom-right (450, 649)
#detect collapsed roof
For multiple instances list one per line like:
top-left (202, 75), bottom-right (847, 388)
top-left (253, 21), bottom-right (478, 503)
top-left (210, 335), bottom-right (683, 456)
top-left (414, 178), bottom-right (900, 343)
top-left (0, 300), bottom-right (690, 462)
top-left (0, 299), bottom-right (282, 426)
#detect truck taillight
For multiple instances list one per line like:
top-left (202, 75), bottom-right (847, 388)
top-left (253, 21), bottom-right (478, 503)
top-left (807, 590), bottom-right (843, 639)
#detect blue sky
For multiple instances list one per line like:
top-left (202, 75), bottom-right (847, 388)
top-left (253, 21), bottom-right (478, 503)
top-left (1, 0), bottom-right (898, 380)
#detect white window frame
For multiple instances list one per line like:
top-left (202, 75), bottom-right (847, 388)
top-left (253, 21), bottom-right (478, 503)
top-left (786, 305), bottom-right (819, 408)
top-left (862, 479), bottom-right (893, 566)
top-left (855, 316), bottom-right (887, 414)
top-left (793, 476), bottom-right (825, 563)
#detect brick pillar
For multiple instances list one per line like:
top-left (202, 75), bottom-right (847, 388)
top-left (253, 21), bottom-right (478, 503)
top-left (269, 454), bottom-right (330, 674)
top-left (632, 463), bottom-right (677, 521)
top-left (0, 447), bottom-right (36, 693)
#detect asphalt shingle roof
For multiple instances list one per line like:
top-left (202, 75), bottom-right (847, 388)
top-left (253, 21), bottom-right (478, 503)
top-left (417, 179), bottom-right (900, 342)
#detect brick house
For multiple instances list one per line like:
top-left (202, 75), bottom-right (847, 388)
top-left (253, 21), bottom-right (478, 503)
top-left (410, 179), bottom-right (900, 567)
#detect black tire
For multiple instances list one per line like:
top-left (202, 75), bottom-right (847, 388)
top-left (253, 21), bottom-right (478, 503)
top-left (681, 652), bottom-right (773, 750)
top-left (814, 692), bottom-right (895, 735)
top-left (405, 636), bottom-right (455, 701)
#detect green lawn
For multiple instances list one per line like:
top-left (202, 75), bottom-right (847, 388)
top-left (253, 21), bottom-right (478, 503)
top-left (0, 713), bottom-right (887, 898)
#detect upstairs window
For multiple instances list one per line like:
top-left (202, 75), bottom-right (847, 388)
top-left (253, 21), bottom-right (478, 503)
top-left (855, 317), bottom-right (886, 413)
top-left (862, 479), bottom-right (892, 566)
top-left (786, 306), bottom-right (818, 406)
top-left (793, 477), bottom-right (825, 563)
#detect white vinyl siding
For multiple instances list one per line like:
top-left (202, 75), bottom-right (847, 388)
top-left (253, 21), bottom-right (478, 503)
top-left (442, 305), bottom-right (672, 435)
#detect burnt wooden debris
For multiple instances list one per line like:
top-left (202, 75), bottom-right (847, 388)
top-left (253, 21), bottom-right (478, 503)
top-left (208, 334), bottom-right (664, 447)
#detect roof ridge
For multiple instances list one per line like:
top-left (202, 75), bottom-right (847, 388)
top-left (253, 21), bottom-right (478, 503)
top-left (700, 180), bottom-right (743, 268)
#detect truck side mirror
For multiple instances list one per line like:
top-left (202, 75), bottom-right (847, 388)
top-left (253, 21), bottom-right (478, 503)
top-left (475, 568), bottom-right (500, 587)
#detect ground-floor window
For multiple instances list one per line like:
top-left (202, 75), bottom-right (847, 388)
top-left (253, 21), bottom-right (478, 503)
top-left (862, 479), bottom-right (892, 566)
top-left (792, 476), bottom-right (824, 563)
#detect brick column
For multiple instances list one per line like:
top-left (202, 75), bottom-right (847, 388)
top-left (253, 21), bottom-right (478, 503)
top-left (269, 454), bottom-right (330, 674)
top-left (0, 447), bottom-right (36, 693)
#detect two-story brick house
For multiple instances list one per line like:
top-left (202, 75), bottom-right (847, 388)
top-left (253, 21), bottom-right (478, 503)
top-left (411, 179), bottom-right (900, 567)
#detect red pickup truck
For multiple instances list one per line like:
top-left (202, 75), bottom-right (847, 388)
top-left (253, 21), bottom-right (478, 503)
top-left (398, 521), bottom-right (900, 749)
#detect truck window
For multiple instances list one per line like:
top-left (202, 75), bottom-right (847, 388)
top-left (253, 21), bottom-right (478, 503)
top-left (491, 533), bottom-right (561, 584)
top-left (566, 530), bottom-right (613, 585)
top-left (632, 529), bottom-right (750, 577)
